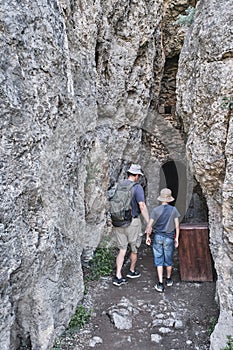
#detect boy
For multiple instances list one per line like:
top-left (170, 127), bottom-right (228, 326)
top-left (146, 188), bottom-right (180, 292)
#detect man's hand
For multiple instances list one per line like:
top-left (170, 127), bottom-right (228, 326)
top-left (146, 236), bottom-right (151, 246)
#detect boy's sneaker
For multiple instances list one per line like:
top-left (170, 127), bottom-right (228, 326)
top-left (155, 282), bottom-right (165, 293)
top-left (112, 277), bottom-right (128, 287)
top-left (126, 270), bottom-right (141, 279)
top-left (166, 278), bottom-right (173, 287)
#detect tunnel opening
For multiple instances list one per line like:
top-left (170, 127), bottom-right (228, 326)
top-left (159, 160), bottom-right (187, 221)
top-left (159, 161), bottom-right (209, 223)
top-left (159, 160), bottom-right (178, 203)
top-left (160, 161), bottom-right (216, 283)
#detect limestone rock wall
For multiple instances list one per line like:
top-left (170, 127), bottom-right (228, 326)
top-left (176, 0), bottom-right (233, 348)
top-left (1, 0), bottom-right (231, 349)
top-left (0, 0), bottom-right (174, 349)
top-left (0, 1), bottom-right (91, 349)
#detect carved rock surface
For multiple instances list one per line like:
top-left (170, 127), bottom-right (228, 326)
top-left (176, 0), bottom-right (233, 348)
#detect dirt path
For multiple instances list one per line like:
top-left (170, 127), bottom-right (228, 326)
top-left (57, 241), bottom-right (219, 350)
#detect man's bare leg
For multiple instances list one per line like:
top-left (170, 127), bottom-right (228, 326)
top-left (129, 251), bottom-right (137, 272)
top-left (116, 249), bottom-right (127, 279)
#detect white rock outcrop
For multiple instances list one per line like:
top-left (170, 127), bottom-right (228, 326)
top-left (176, 0), bottom-right (233, 348)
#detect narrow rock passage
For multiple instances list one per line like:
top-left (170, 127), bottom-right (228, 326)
top-left (58, 241), bottom-right (219, 350)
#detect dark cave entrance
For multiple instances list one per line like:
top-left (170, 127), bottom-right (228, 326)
top-left (160, 161), bottom-right (215, 281)
top-left (159, 160), bottom-right (187, 221)
top-left (159, 160), bottom-right (179, 203)
top-left (159, 160), bottom-right (208, 223)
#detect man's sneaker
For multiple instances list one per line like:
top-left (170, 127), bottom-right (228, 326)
top-left (166, 278), bottom-right (173, 287)
top-left (154, 282), bottom-right (165, 293)
top-left (112, 277), bottom-right (128, 287)
top-left (126, 270), bottom-right (141, 279)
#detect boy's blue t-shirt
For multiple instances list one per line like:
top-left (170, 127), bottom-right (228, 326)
top-left (150, 204), bottom-right (180, 238)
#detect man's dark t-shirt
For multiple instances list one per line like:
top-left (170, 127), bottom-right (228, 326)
top-left (121, 180), bottom-right (145, 217)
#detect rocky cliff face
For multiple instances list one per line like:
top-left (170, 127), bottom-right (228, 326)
top-left (0, 0), bottom-right (232, 349)
top-left (176, 0), bottom-right (233, 348)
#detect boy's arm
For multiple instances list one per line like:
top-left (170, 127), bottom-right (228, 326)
top-left (174, 217), bottom-right (180, 248)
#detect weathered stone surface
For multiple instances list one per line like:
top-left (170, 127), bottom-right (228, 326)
top-left (151, 333), bottom-right (162, 343)
top-left (176, 0), bottom-right (233, 348)
top-left (0, 0), bottom-right (232, 349)
top-left (0, 0), bottom-right (101, 348)
top-left (0, 1), bottom-right (168, 348)
top-left (107, 297), bottom-right (140, 330)
top-left (162, 0), bottom-right (198, 58)
top-left (89, 336), bottom-right (103, 347)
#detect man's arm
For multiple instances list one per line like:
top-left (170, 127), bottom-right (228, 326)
top-left (138, 201), bottom-right (149, 224)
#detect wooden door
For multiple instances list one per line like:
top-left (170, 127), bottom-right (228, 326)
top-left (178, 223), bottom-right (213, 281)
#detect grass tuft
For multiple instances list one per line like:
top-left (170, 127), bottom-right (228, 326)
top-left (221, 336), bottom-right (233, 350)
top-left (86, 247), bottom-right (115, 281)
top-left (68, 305), bottom-right (91, 330)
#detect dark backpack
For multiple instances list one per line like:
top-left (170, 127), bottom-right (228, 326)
top-left (108, 181), bottom-right (136, 227)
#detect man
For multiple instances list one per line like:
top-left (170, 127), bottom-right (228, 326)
top-left (146, 188), bottom-right (180, 292)
top-left (113, 164), bottom-right (149, 287)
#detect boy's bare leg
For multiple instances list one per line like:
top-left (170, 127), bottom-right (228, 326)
top-left (166, 266), bottom-right (172, 279)
top-left (157, 266), bottom-right (163, 283)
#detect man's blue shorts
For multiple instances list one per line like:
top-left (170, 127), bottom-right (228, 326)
top-left (152, 234), bottom-right (174, 267)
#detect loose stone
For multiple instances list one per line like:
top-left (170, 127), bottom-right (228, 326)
top-left (151, 334), bottom-right (162, 343)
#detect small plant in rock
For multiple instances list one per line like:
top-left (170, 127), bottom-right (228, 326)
top-left (220, 96), bottom-right (233, 111)
top-left (51, 338), bottom-right (63, 349)
top-left (207, 316), bottom-right (217, 335)
top-left (220, 336), bottom-right (233, 350)
top-left (87, 247), bottom-right (116, 281)
top-left (175, 6), bottom-right (196, 27)
top-left (68, 305), bottom-right (91, 330)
